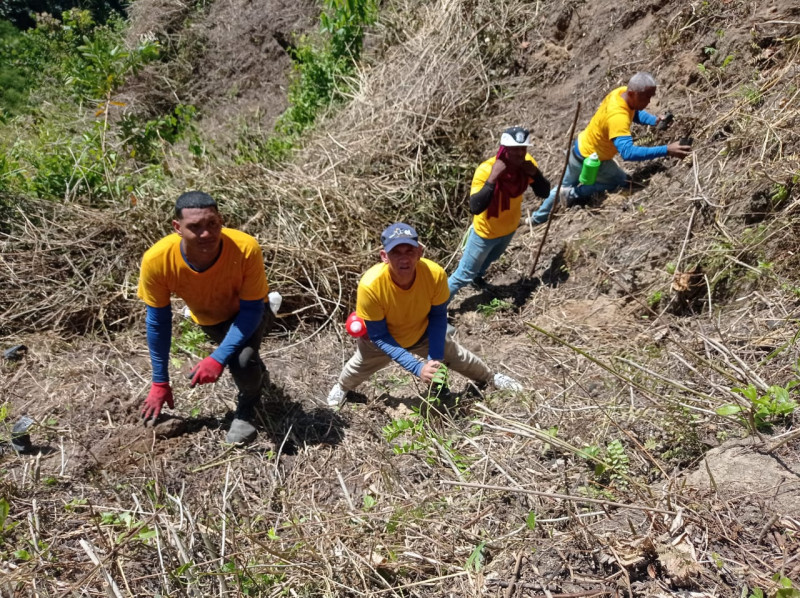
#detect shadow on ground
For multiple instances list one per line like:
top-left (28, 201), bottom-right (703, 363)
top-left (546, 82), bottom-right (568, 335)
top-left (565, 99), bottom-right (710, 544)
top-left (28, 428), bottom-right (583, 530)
top-left (145, 379), bottom-right (349, 453)
top-left (454, 246), bottom-right (570, 313)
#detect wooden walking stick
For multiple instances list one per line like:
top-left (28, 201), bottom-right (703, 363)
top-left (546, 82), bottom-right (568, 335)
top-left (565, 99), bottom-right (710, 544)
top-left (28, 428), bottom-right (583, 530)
top-left (529, 102), bottom-right (581, 278)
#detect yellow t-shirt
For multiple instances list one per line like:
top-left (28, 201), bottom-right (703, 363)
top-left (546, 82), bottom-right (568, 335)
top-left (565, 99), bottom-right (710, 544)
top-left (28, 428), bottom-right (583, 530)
top-left (577, 86), bottom-right (634, 161)
top-left (356, 257), bottom-right (450, 348)
top-left (471, 153), bottom-right (538, 240)
top-left (137, 228), bottom-right (269, 326)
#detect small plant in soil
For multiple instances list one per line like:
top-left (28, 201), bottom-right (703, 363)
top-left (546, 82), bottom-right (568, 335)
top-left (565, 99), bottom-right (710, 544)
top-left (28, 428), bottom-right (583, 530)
top-left (716, 382), bottom-right (798, 433)
top-left (476, 298), bottom-right (512, 316)
top-left (647, 290), bottom-right (663, 308)
top-left (581, 440), bottom-right (631, 489)
top-left (748, 573), bottom-right (800, 598)
top-left (171, 318), bottom-right (210, 359)
top-left (381, 382), bottom-right (471, 472)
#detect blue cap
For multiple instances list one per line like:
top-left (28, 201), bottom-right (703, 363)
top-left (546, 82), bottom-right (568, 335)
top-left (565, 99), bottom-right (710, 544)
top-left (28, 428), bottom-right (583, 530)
top-left (381, 222), bottom-right (420, 252)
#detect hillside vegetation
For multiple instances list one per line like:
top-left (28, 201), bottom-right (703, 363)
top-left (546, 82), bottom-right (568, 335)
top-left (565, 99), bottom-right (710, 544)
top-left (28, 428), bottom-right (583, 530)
top-left (1, 0), bottom-right (799, 596)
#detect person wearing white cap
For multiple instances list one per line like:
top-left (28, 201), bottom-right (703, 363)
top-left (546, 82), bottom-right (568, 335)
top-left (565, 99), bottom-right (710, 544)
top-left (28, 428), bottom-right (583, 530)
top-left (327, 222), bottom-right (523, 407)
top-left (447, 126), bottom-right (550, 298)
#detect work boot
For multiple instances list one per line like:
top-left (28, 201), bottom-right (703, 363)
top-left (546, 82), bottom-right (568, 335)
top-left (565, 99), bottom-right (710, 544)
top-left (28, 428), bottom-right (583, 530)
top-left (558, 186), bottom-right (575, 208)
top-left (472, 276), bottom-right (489, 290)
top-left (226, 418), bottom-right (257, 444)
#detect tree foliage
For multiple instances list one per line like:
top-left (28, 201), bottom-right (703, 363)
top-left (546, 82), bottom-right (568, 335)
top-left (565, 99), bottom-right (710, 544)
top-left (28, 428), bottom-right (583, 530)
top-left (0, 0), bottom-right (126, 30)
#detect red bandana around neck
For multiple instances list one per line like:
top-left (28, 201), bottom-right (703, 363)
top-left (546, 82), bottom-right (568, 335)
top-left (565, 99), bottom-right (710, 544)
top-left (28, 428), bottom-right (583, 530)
top-left (487, 146), bottom-right (529, 219)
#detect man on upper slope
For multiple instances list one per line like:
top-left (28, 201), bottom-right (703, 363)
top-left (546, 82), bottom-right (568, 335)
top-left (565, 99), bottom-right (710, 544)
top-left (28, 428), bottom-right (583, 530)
top-left (527, 72), bottom-right (691, 225)
top-left (327, 222), bottom-right (522, 407)
top-left (447, 126), bottom-right (550, 297)
top-left (138, 191), bottom-right (272, 445)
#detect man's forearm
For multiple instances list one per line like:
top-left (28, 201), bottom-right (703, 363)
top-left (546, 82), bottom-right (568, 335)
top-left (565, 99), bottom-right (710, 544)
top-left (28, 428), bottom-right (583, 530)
top-left (364, 319), bottom-right (423, 377)
top-left (469, 183), bottom-right (495, 215)
top-left (210, 299), bottom-right (265, 365)
top-left (146, 304), bottom-right (172, 383)
top-left (613, 135), bottom-right (667, 162)
top-left (634, 110), bottom-right (658, 127)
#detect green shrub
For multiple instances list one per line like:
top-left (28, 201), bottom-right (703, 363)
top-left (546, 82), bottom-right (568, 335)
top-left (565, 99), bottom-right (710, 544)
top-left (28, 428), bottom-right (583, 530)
top-left (120, 104), bottom-right (197, 163)
top-left (240, 0), bottom-right (377, 163)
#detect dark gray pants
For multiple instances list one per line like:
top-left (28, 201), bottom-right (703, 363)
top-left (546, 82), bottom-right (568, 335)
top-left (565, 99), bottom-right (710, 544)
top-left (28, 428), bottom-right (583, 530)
top-left (200, 310), bottom-right (271, 419)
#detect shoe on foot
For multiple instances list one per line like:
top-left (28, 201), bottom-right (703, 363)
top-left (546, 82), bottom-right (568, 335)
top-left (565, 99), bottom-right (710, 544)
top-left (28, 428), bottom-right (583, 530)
top-left (493, 372), bottom-right (523, 391)
top-left (558, 186), bottom-right (574, 207)
top-left (226, 418), bottom-right (257, 444)
top-left (472, 276), bottom-right (489, 290)
top-left (327, 383), bottom-right (347, 407)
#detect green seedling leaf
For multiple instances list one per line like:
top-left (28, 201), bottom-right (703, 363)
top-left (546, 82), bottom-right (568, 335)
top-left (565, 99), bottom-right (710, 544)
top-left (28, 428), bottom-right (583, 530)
top-left (137, 528), bottom-right (157, 541)
top-left (716, 404), bottom-right (742, 416)
top-left (465, 541), bottom-right (486, 572)
top-left (0, 497), bottom-right (9, 530)
top-left (363, 494), bottom-right (377, 511)
top-left (526, 511), bottom-right (537, 530)
top-left (175, 561), bottom-right (194, 576)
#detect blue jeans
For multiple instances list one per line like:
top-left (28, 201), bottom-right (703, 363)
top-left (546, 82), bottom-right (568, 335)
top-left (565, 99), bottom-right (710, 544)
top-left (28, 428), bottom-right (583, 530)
top-left (531, 149), bottom-right (630, 224)
top-left (448, 228), bottom-right (515, 297)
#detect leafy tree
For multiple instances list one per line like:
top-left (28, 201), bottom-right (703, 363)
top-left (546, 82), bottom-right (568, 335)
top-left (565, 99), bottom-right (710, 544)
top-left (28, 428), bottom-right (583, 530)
top-left (0, 0), bottom-right (126, 30)
top-left (0, 20), bottom-right (31, 116)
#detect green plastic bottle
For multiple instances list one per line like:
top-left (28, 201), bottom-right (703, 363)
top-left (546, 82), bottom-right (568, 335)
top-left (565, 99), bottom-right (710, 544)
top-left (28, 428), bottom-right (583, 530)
top-left (579, 152), bottom-right (601, 186)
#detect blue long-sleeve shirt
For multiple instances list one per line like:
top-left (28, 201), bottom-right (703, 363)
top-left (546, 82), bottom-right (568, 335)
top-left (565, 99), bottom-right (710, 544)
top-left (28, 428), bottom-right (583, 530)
top-left (145, 298), bottom-right (265, 382)
top-left (612, 109), bottom-right (667, 161)
top-left (363, 301), bottom-right (449, 377)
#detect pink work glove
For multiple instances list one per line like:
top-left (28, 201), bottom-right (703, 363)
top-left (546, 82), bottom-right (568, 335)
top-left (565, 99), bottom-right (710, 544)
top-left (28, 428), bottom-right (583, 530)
top-left (142, 382), bottom-right (174, 421)
top-left (189, 356), bottom-right (225, 387)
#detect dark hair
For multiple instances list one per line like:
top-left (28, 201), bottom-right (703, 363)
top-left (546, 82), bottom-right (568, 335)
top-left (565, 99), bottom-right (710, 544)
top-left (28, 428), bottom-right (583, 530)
top-left (175, 191), bottom-right (218, 218)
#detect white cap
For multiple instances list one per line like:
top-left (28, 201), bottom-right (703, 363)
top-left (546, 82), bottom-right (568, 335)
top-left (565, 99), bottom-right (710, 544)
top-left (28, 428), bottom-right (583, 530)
top-left (500, 126), bottom-right (532, 147)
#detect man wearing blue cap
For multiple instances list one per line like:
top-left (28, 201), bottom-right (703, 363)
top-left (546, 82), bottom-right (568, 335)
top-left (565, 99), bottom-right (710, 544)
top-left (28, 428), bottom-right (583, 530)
top-left (327, 223), bottom-right (522, 407)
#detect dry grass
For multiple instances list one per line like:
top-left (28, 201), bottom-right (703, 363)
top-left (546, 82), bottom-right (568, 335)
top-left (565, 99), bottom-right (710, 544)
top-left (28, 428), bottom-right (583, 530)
top-left (1, 0), bottom-right (800, 596)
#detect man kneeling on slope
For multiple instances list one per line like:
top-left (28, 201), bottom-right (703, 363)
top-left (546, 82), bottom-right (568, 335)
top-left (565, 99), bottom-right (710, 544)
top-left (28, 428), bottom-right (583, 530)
top-left (327, 222), bottom-right (523, 407)
top-left (527, 71), bottom-right (691, 225)
top-left (138, 191), bottom-right (272, 444)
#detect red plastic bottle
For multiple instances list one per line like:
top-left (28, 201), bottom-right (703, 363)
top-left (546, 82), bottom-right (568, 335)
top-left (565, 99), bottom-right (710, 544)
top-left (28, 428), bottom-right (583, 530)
top-left (346, 312), bottom-right (367, 338)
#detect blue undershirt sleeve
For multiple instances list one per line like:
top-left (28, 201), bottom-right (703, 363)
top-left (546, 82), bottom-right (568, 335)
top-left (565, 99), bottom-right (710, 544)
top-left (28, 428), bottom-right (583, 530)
top-left (426, 302), bottom-right (448, 361)
top-left (364, 318), bottom-right (424, 377)
top-left (210, 298), bottom-right (266, 365)
top-left (613, 135), bottom-right (668, 162)
top-left (146, 304), bottom-right (172, 383)
top-left (634, 110), bottom-right (658, 126)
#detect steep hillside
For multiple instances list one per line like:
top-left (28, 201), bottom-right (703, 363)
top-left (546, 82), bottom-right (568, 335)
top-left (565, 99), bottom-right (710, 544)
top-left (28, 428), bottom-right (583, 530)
top-left (1, 0), bottom-right (799, 596)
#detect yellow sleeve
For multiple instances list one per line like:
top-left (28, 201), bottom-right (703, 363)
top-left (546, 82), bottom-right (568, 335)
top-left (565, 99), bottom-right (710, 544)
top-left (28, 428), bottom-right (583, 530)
top-left (356, 283), bottom-right (385, 322)
top-left (607, 107), bottom-right (633, 140)
top-left (432, 268), bottom-right (450, 305)
top-left (137, 254), bottom-right (171, 308)
top-left (470, 160), bottom-right (493, 196)
top-left (239, 240), bottom-right (270, 301)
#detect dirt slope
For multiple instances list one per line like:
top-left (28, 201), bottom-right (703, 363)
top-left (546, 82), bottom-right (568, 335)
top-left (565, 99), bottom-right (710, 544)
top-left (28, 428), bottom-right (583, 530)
top-left (2, 0), bottom-right (800, 596)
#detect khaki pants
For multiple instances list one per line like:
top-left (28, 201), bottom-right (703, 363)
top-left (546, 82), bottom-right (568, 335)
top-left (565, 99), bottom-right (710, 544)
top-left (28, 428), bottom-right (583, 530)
top-left (338, 335), bottom-right (492, 391)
